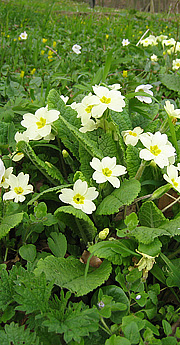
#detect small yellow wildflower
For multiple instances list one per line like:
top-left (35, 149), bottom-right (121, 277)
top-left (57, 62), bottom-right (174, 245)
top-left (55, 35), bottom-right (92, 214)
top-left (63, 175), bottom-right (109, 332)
top-left (42, 38), bottom-right (47, 43)
top-left (18, 36), bottom-right (21, 41)
top-left (106, 34), bottom-right (109, 39)
top-left (53, 41), bottom-right (56, 48)
top-left (14, 38), bottom-right (17, 41)
top-left (41, 50), bottom-right (45, 55)
top-left (123, 70), bottom-right (128, 78)
top-left (30, 68), bottom-right (36, 75)
top-left (7, 35), bottom-right (10, 38)
top-left (20, 71), bottom-right (25, 78)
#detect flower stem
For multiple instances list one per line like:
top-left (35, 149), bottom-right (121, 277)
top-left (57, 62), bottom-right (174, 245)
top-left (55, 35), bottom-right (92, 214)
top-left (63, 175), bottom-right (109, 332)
top-left (100, 317), bottom-right (112, 335)
top-left (167, 116), bottom-right (179, 160)
top-left (134, 160), bottom-right (147, 180)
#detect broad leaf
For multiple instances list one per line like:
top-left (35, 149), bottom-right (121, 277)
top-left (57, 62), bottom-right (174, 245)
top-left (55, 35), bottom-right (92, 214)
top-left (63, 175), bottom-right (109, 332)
top-left (159, 74), bottom-right (180, 93)
top-left (126, 145), bottom-right (141, 178)
top-left (138, 201), bottom-right (166, 228)
top-left (96, 179), bottom-right (141, 215)
top-left (55, 205), bottom-right (97, 243)
top-left (0, 213), bottom-right (23, 240)
top-left (48, 232), bottom-right (67, 257)
top-left (34, 255), bottom-right (112, 297)
top-left (0, 322), bottom-right (39, 345)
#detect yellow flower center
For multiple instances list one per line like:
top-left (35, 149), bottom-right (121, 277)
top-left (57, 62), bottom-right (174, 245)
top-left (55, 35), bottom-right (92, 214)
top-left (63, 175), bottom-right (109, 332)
top-left (85, 105), bottom-right (93, 113)
top-left (73, 193), bottom-right (85, 204)
top-left (14, 187), bottom-right (24, 194)
top-left (150, 145), bottom-right (161, 156)
top-left (176, 63), bottom-right (180, 67)
top-left (129, 131), bottom-right (137, 137)
top-left (171, 178), bottom-right (178, 188)
top-left (36, 117), bottom-right (46, 129)
top-left (102, 167), bottom-right (112, 177)
top-left (1, 176), bottom-right (5, 183)
top-left (100, 96), bottom-right (111, 104)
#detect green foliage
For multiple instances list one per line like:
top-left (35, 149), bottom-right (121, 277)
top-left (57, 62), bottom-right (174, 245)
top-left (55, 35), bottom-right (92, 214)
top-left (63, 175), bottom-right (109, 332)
top-left (138, 201), bottom-right (167, 228)
top-left (19, 244), bottom-right (37, 262)
top-left (0, 322), bottom-right (39, 345)
top-left (126, 145), bottom-right (141, 178)
top-left (159, 74), bottom-right (180, 93)
top-left (55, 205), bottom-right (97, 243)
top-left (35, 255), bottom-right (112, 297)
top-left (96, 179), bottom-right (141, 215)
top-left (0, 212), bottom-right (23, 240)
top-left (47, 232), bottom-right (67, 257)
top-left (105, 334), bottom-right (131, 345)
top-left (17, 141), bottom-right (64, 185)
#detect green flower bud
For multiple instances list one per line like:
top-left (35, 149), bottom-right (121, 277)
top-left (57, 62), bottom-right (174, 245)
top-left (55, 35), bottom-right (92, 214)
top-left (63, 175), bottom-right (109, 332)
top-left (99, 228), bottom-right (109, 240)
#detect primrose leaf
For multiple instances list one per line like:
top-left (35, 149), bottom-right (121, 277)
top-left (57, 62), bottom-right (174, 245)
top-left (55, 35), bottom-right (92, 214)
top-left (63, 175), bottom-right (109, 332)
top-left (34, 255), bottom-right (112, 297)
top-left (0, 213), bottom-right (23, 240)
top-left (159, 74), bottom-right (180, 93)
top-left (138, 201), bottom-right (166, 228)
top-left (126, 145), bottom-right (141, 178)
top-left (96, 179), bottom-right (141, 215)
top-left (17, 141), bottom-right (64, 185)
top-left (54, 205), bottom-right (97, 243)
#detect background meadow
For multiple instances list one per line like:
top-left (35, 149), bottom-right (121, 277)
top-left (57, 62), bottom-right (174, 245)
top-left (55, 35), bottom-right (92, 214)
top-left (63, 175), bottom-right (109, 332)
top-left (1, 0), bottom-right (180, 344)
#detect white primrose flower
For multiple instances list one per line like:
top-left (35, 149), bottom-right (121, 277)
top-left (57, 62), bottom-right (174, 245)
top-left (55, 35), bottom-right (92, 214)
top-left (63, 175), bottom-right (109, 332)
top-left (3, 172), bottom-right (33, 203)
top-left (162, 38), bottom-right (176, 47)
top-left (172, 58), bottom-right (180, 71)
top-left (139, 131), bottom-right (176, 169)
top-left (19, 31), bottom-right (28, 40)
top-left (21, 105), bottom-right (59, 140)
top-left (108, 83), bottom-right (122, 90)
top-left (12, 132), bottom-right (29, 162)
top-left (164, 100), bottom-right (180, 120)
top-left (79, 119), bottom-right (97, 133)
top-left (0, 159), bottom-right (5, 182)
top-left (156, 35), bottom-right (168, 42)
top-left (122, 39), bottom-right (130, 46)
top-left (150, 54), bottom-right (158, 62)
top-left (91, 85), bottom-right (125, 119)
top-left (122, 127), bottom-right (143, 146)
top-left (0, 167), bottom-right (13, 189)
top-left (60, 95), bottom-right (69, 104)
top-left (59, 179), bottom-right (98, 214)
top-left (72, 44), bottom-right (81, 54)
top-left (135, 84), bottom-right (153, 104)
top-left (140, 35), bottom-right (157, 47)
top-left (163, 165), bottom-right (180, 193)
top-left (74, 94), bottom-right (98, 124)
top-left (90, 156), bottom-right (127, 188)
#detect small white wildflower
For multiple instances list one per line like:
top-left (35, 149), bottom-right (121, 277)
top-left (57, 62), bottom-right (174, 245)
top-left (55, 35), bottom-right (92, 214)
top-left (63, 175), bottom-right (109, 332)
top-left (0, 167), bottom-right (13, 189)
top-left (19, 31), bottom-right (28, 40)
top-left (136, 294), bottom-right (142, 300)
top-left (150, 54), bottom-right (158, 62)
top-left (72, 44), bottom-right (81, 54)
top-left (0, 159), bottom-right (5, 182)
top-left (60, 95), bottom-right (69, 104)
top-left (163, 165), bottom-right (180, 193)
top-left (122, 39), bottom-right (130, 46)
top-left (172, 58), bottom-right (180, 71)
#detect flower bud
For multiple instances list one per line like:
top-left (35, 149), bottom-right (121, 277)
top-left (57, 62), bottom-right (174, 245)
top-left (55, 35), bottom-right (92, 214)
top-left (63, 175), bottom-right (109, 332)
top-left (62, 149), bottom-right (69, 158)
top-left (99, 228), bottom-right (109, 240)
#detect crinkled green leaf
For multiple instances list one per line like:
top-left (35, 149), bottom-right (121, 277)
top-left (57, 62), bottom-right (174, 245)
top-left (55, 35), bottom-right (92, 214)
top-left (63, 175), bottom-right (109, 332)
top-left (0, 322), bottom-right (39, 345)
top-left (159, 74), bottom-right (180, 93)
top-left (43, 305), bottom-right (99, 343)
top-left (27, 184), bottom-right (70, 206)
top-left (17, 141), bottom-right (64, 185)
top-left (34, 255), bottom-right (112, 297)
top-left (0, 122), bottom-right (9, 148)
top-left (0, 213), bottom-right (23, 240)
top-left (138, 238), bottom-right (162, 257)
top-left (126, 145), bottom-right (141, 178)
top-left (138, 201), bottom-right (166, 228)
top-left (54, 205), bottom-right (97, 243)
top-left (96, 179), bottom-right (141, 215)
top-left (131, 226), bottom-right (170, 244)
